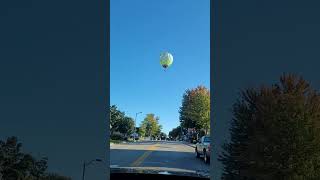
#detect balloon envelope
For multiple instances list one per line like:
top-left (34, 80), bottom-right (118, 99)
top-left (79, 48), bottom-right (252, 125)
top-left (160, 52), bottom-right (173, 69)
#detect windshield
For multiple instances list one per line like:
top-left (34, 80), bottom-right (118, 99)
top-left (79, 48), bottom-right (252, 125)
top-left (110, 0), bottom-right (210, 177)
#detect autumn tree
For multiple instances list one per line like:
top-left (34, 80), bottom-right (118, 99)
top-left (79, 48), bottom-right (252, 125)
top-left (179, 86), bottom-right (210, 135)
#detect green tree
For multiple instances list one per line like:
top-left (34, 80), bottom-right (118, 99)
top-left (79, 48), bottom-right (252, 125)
top-left (139, 114), bottom-right (162, 138)
top-left (179, 86), bottom-right (210, 135)
top-left (169, 126), bottom-right (182, 140)
top-left (0, 136), bottom-right (47, 180)
top-left (136, 127), bottom-right (142, 137)
top-left (110, 105), bottom-right (125, 135)
top-left (159, 132), bottom-right (167, 140)
top-left (155, 125), bottom-right (162, 138)
top-left (0, 136), bottom-right (70, 180)
top-left (219, 74), bottom-right (320, 180)
top-left (110, 105), bottom-right (135, 138)
top-left (117, 116), bottom-right (135, 137)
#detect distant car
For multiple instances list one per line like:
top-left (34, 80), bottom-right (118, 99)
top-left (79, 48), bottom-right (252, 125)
top-left (130, 133), bottom-right (139, 140)
top-left (195, 136), bottom-right (211, 164)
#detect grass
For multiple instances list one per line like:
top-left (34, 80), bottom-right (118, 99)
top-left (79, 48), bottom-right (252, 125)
top-left (110, 139), bottom-right (122, 144)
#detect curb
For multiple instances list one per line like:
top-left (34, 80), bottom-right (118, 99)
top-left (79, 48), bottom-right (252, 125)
top-left (183, 142), bottom-right (196, 148)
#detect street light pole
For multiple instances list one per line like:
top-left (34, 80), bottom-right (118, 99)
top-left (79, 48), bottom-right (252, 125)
top-left (180, 126), bottom-right (183, 141)
top-left (82, 159), bottom-right (102, 180)
top-left (134, 112), bottom-right (142, 142)
top-left (82, 162), bottom-right (86, 180)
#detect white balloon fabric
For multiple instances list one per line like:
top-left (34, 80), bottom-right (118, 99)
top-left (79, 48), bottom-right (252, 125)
top-left (160, 52), bottom-right (173, 69)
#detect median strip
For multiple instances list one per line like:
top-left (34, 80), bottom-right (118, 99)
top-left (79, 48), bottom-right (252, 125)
top-left (130, 144), bottom-right (158, 167)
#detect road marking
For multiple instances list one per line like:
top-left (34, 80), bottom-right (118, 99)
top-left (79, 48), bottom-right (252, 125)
top-left (130, 144), bottom-right (158, 167)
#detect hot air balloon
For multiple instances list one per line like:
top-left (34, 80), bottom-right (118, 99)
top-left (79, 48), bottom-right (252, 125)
top-left (160, 52), bottom-right (173, 70)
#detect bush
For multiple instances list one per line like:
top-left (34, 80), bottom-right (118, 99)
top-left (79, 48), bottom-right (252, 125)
top-left (110, 134), bottom-right (124, 141)
top-left (219, 74), bottom-right (320, 180)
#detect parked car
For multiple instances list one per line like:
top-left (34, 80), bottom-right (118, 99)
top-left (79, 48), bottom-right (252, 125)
top-left (195, 135), bottom-right (211, 164)
top-left (130, 133), bottom-right (139, 140)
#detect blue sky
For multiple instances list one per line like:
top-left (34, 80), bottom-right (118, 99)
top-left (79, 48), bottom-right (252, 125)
top-left (111, 0), bottom-right (210, 134)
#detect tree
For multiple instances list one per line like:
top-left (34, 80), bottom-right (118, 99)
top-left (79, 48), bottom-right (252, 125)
top-left (155, 125), bottom-right (162, 139)
top-left (0, 136), bottom-right (46, 180)
top-left (0, 136), bottom-right (71, 180)
top-left (139, 114), bottom-right (162, 138)
top-left (40, 173), bottom-right (72, 180)
top-left (179, 86), bottom-right (210, 135)
top-left (219, 74), bottom-right (320, 180)
top-left (169, 126), bottom-right (182, 140)
top-left (117, 116), bottom-right (135, 137)
top-left (110, 105), bottom-right (125, 135)
top-left (30, 156), bottom-right (48, 179)
top-left (110, 105), bottom-right (135, 138)
top-left (159, 132), bottom-right (167, 140)
top-left (136, 127), bottom-right (142, 137)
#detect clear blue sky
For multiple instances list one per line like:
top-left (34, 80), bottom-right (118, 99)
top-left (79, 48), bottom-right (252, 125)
top-left (111, 0), bottom-right (210, 134)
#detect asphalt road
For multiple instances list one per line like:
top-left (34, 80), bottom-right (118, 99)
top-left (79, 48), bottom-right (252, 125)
top-left (110, 140), bottom-right (209, 172)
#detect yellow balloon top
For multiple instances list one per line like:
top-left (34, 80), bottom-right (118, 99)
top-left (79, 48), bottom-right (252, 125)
top-left (160, 52), bottom-right (173, 69)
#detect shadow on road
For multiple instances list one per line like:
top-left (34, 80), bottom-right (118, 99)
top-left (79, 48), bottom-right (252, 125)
top-left (118, 141), bottom-right (193, 146)
top-left (110, 149), bottom-right (210, 172)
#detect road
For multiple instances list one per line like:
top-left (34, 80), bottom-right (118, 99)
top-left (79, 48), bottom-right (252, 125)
top-left (110, 140), bottom-right (209, 172)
